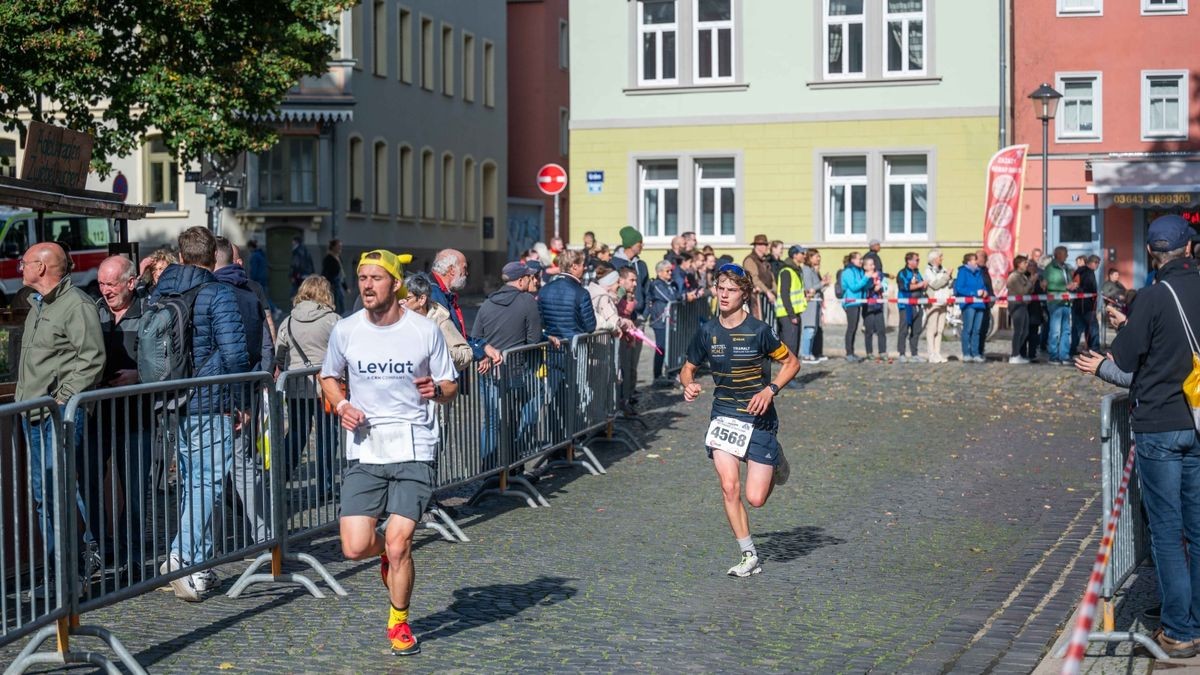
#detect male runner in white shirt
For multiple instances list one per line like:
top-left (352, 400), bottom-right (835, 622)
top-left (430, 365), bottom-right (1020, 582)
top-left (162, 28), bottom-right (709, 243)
top-left (320, 249), bottom-right (458, 656)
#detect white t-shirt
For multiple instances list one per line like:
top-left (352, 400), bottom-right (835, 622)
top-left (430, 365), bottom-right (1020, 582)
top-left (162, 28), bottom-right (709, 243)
top-left (321, 308), bottom-right (457, 463)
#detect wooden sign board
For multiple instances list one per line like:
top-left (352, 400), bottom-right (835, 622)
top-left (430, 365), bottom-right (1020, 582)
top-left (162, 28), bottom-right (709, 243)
top-left (20, 121), bottom-right (94, 191)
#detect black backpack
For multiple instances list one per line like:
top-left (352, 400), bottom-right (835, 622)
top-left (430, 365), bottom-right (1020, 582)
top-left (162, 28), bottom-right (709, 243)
top-left (834, 269), bottom-right (845, 299)
top-left (137, 283), bottom-right (210, 384)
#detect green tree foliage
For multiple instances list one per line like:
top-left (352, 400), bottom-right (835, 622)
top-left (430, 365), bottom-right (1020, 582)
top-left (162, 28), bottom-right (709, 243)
top-left (0, 0), bottom-right (352, 175)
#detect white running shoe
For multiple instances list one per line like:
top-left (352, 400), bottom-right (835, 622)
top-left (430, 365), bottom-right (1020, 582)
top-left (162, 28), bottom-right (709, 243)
top-left (727, 551), bottom-right (762, 577)
top-left (774, 452), bottom-right (790, 486)
top-left (192, 569), bottom-right (219, 593)
top-left (159, 552), bottom-right (201, 602)
top-left (1008, 356), bottom-right (1030, 364)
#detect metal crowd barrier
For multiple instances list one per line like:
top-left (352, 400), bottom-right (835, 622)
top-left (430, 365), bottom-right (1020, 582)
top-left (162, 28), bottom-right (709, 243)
top-left (6, 373), bottom-right (278, 674)
top-left (0, 398), bottom-right (74, 673)
top-left (3, 335), bottom-right (635, 671)
top-left (663, 299), bottom-right (710, 375)
top-left (1097, 392), bottom-right (1149, 629)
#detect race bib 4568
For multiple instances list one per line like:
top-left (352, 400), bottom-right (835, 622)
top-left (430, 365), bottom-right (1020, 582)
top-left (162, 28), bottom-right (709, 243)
top-left (705, 416), bottom-right (753, 458)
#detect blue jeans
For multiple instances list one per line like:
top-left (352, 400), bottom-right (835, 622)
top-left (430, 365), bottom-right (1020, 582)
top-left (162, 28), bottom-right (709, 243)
top-left (1047, 304), bottom-right (1072, 361)
top-left (800, 326), bottom-right (816, 359)
top-left (960, 305), bottom-right (984, 358)
top-left (23, 407), bottom-right (88, 559)
top-left (1136, 429), bottom-right (1200, 641)
top-left (171, 413), bottom-right (234, 565)
top-left (1071, 309), bottom-right (1100, 355)
top-left (480, 375), bottom-right (540, 470)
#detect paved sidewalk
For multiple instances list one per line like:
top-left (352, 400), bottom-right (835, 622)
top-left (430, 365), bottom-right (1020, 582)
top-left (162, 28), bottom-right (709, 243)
top-left (3, 338), bottom-right (1120, 673)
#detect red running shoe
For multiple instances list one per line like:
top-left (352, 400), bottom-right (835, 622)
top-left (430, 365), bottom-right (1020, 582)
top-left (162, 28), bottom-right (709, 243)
top-left (388, 621), bottom-right (420, 655)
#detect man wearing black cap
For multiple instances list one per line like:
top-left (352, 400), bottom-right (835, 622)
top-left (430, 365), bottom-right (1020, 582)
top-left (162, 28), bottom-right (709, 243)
top-left (472, 262), bottom-right (544, 469)
top-left (1109, 214), bottom-right (1200, 657)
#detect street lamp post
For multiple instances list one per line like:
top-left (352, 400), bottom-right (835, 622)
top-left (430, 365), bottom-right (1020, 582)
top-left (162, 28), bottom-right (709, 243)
top-left (1029, 83), bottom-right (1062, 255)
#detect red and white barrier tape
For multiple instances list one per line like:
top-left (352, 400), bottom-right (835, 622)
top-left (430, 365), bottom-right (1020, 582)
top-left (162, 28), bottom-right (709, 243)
top-left (1060, 447), bottom-right (1137, 675)
top-left (842, 293), bottom-right (1098, 306)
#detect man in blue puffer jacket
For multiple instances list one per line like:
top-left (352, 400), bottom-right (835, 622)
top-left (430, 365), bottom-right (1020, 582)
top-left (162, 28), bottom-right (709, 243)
top-left (537, 249), bottom-right (596, 436)
top-left (953, 252), bottom-right (989, 363)
top-left (153, 226), bottom-right (250, 601)
top-left (538, 249), bottom-right (597, 339)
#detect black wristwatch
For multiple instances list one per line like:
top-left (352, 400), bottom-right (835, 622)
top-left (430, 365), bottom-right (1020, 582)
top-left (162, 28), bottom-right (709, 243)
top-left (767, 383), bottom-right (779, 395)
top-left (433, 382), bottom-right (444, 399)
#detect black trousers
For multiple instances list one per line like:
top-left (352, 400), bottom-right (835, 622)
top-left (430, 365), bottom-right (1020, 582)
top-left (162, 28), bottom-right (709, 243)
top-left (864, 311), bottom-right (886, 355)
top-left (844, 305), bottom-right (862, 356)
top-left (1010, 303), bottom-right (1029, 357)
top-left (780, 318), bottom-right (801, 357)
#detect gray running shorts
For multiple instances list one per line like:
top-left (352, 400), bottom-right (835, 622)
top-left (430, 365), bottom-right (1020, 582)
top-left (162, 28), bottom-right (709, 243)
top-left (340, 461), bottom-right (435, 523)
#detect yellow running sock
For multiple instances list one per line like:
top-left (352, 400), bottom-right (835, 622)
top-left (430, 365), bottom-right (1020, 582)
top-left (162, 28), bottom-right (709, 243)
top-left (389, 604), bottom-right (409, 629)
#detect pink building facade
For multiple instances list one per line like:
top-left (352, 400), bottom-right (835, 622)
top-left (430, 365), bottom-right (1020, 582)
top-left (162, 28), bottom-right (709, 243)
top-left (507, 0), bottom-right (571, 251)
top-left (1013, 0), bottom-right (1200, 285)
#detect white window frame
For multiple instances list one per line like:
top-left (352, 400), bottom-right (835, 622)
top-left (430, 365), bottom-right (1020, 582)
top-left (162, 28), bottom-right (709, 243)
top-left (1057, 0), bottom-right (1102, 16)
top-left (144, 135), bottom-right (180, 211)
top-left (1142, 0), bottom-right (1186, 13)
top-left (823, 0), bottom-right (866, 80)
top-left (638, 160), bottom-right (680, 242)
top-left (823, 156), bottom-right (868, 241)
top-left (694, 158), bottom-right (737, 243)
top-left (882, 0), bottom-right (926, 77)
top-left (1055, 72), bottom-right (1102, 142)
top-left (638, 0), bottom-right (679, 86)
top-left (1141, 69), bottom-right (1189, 140)
top-left (693, 0), bottom-right (734, 84)
top-left (883, 155), bottom-right (929, 241)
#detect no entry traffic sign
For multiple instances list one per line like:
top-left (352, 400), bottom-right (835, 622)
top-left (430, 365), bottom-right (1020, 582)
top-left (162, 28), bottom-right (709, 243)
top-left (537, 163), bottom-right (568, 196)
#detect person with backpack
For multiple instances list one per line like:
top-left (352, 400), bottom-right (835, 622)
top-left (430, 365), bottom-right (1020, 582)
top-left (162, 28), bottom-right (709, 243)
top-left (214, 237), bottom-right (275, 547)
top-left (275, 275), bottom-right (340, 495)
top-left (839, 252), bottom-right (870, 362)
top-left (1108, 215), bottom-right (1200, 658)
top-left (147, 226), bottom-right (250, 602)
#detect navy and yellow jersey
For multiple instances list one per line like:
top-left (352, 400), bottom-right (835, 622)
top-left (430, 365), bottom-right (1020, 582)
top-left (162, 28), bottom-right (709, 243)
top-left (686, 315), bottom-right (790, 426)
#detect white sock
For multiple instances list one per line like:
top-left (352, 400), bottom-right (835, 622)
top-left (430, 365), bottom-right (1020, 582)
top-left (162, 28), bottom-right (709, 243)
top-left (737, 536), bottom-right (756, 557)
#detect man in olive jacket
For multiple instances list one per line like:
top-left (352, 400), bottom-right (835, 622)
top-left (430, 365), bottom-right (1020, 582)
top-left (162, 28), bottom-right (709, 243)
top-left (16, 243), bottom-right (106, 560)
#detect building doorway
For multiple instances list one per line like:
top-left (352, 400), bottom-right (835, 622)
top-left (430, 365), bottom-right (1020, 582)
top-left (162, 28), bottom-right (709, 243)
top-left (267, 226), bottom-right (302, 310)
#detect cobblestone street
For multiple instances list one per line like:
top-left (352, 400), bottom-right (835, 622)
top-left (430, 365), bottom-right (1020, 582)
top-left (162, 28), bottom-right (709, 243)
top-left (5, 355), bottom-right (1115, 673)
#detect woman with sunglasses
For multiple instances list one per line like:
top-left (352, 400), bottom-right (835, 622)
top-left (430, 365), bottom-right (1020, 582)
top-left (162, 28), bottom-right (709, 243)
top-left (680, 263), bottom-right (801, 577)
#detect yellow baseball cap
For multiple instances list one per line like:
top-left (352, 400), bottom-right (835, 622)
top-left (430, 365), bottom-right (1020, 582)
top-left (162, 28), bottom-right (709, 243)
top-left (357, 249), bottom-right (414, 280)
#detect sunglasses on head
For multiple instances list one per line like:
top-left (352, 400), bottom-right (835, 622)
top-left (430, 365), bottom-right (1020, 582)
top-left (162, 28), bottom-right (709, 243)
top-left (718, 263), bottom-right (747, 277)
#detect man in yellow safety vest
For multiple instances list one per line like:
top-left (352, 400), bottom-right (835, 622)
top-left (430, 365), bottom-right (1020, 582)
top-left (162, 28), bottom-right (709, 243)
top-left (774, 245), bottom-right (808, 358)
